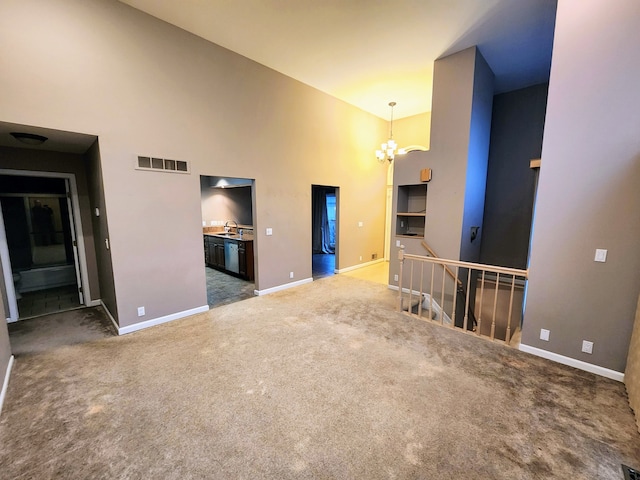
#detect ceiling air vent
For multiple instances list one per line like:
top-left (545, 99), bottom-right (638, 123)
top-left (136, 156), bottom-right (190, 174)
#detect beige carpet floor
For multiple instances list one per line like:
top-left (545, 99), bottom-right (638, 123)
top-left (1, 273), bottom-right (640, 479)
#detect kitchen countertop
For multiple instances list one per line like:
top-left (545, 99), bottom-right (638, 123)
top-left (204, 233), bottom-right (254, 242)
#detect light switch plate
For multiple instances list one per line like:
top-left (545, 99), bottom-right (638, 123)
top-left (396, 240), bottom-right (401, 247)
top-left (266, 228), bottom-right (273, 236)
top-left (358, 221), bottom-right (363, 227)
top-left (594, 249), bottom-right (607, 262)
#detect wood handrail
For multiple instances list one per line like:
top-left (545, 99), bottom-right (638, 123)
top-left (421, 240), bottom-right (463, 286)
top-left (401, 243), bottom-right (526, 342)
top-left (415, 241), bottom-right (528, 277)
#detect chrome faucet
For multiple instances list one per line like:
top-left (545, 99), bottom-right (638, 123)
top-left (224, 220), bottom-right (238, 233)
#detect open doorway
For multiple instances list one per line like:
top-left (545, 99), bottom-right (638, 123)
top-left (0, 174), bottom-right (85, 320)
top-left (312, 185), bottom-right (338, 279)
top-left (200, 175), bottom-right (256, 308)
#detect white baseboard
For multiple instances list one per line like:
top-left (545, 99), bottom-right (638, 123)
top-left (254, 277), bottom-right (313, 296)
top-left (519, 343), bottom-right (624, 382)
top-left (117, 305), bottom-right (210, 335)
top-left (335, 258), bottom-right (384, 274)
top-left (86, 299), bottom-right (101, 308)
top-left (388, 285), bottom-right (422, 296)
top-left (0, 355), bottom-right (15, 416)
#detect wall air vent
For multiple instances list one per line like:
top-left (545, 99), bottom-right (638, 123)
top-left (136, 156), bottom-right (190, 174)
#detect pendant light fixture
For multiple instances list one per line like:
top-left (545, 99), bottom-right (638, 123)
top-left (376, 101), bottom-right (405, 163)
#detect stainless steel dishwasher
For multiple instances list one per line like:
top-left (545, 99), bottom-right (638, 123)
top-left (224, 240), bottom-right (239, 274)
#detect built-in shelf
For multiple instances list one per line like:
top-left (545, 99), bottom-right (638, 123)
top-left (396, 184), bottom-right (427, 237)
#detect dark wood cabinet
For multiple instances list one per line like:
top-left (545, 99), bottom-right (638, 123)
top-left (238, 241), bottom-right (254, 281)
top-left (214, 240), bottom-right (225, 269)
top-left (205, 236), bottom-right (225, 269)
top-left (204, 236), bottom-right (210, 265)
top-left (210, 237), bottom-right (224, 269)
top-left (204, 235), bottom-right (253, 281)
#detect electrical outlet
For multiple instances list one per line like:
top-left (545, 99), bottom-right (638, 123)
top-left (394, 274), bottom-right (399, 282)
top-left (594, 249), bottom-right (607, 262)
top-left (359, 256), bottom-right (362, 261)
top-left (582, 340), bottom-right (593, 354)
top-left (396, 240), bottom-right (401, 247)
top-left (372, 253), bottom-right (377, 260)
top-left (358, 221), bottom-right (363, 227)
top-left (266, 228), bottom-right (273, 236)
top-left (540, 328), bottom-right (550, 341)
top-left (289, 271), bottom-right (294, 279)
top-left (137, 306), bottom-right (145, 317)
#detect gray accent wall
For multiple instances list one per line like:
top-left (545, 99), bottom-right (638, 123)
top-left (480, 84), bottom-right (548, 269)
top-left (522, 0), bottom-right (640, 372)
top-left (85, 141), bottom-right (118, 321)
top-left (390, 47), bottom-right (494, 285)
top-left (200, 178), bottom-right (253, 227)
top-left (459, 51), bottom-right (494, 264)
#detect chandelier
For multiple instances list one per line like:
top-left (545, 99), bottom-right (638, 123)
top-left (376, 101), bottom-right (405, 163)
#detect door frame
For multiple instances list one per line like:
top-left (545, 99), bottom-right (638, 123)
top-left (0, 169), bottom-right (92, 322)
top-left (311, 184), bottom-right (339, 273)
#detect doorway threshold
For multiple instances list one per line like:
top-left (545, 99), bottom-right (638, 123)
top-left (17, 285), bottom-right (82, 320)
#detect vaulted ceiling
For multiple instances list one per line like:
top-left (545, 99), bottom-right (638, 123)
top-left (126, 1), bottom-right (556, 120)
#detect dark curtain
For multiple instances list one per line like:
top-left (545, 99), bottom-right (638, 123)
top-left (312, 186), bottom-right (334, 254)
top-left (1, 198), bottom-right (31, 270)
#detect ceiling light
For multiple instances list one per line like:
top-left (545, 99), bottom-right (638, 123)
top-left (10, 132), bottom-right (48, 146)
top-left (376, 102), bottom-right (398, 163)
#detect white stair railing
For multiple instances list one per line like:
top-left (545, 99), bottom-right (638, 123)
top-left (397, 247), bottom-right (528, 345)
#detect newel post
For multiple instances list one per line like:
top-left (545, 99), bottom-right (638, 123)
top-left (397, 246), bottom-right (405, 312)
